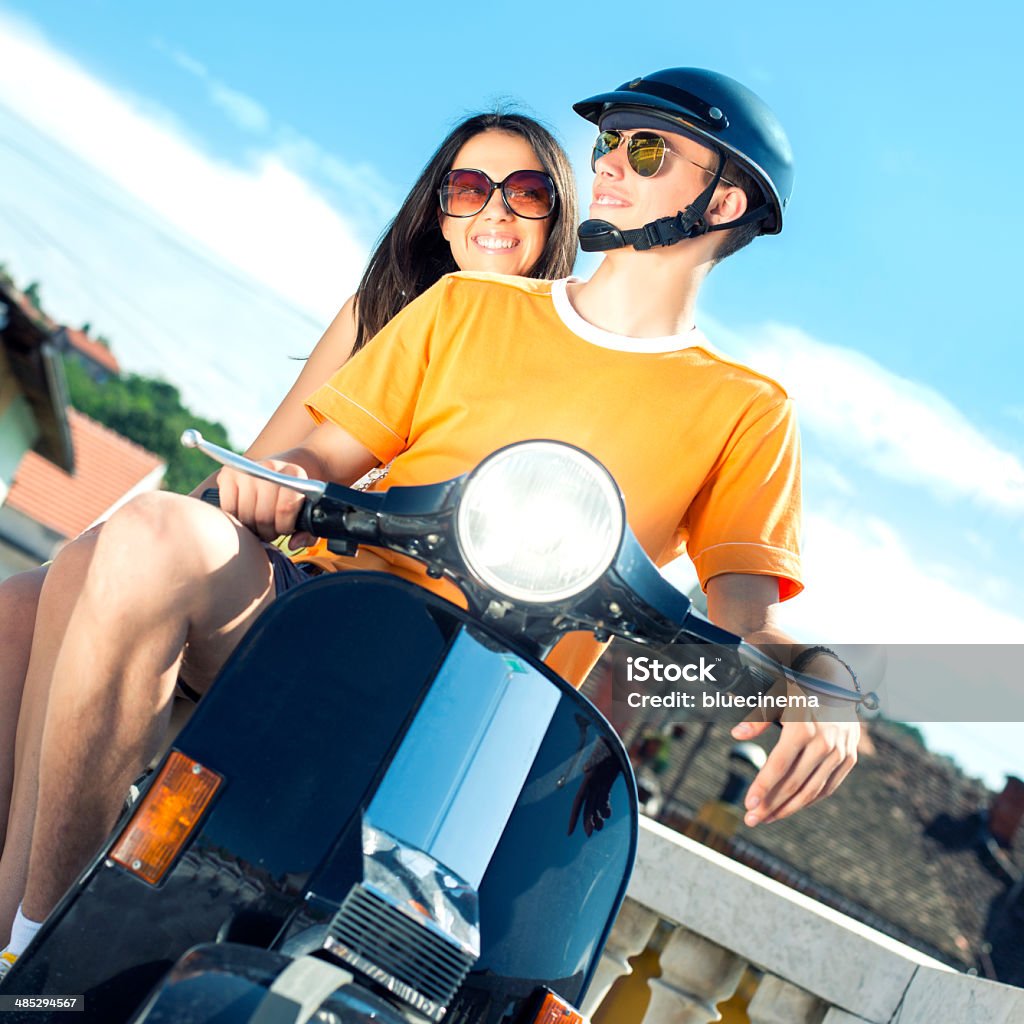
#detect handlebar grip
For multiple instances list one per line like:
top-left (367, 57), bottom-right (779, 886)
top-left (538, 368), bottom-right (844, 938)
top-left (295, 500), bottom-right (316, 536)
top-left (197, 487), bottom-right (316, 543)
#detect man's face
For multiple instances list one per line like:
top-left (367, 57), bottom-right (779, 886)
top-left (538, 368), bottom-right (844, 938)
top-left (589, 127), bottom-right (724, 230)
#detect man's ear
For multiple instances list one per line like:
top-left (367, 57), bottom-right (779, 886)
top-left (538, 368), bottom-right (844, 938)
top-left (706, 184), bottom-right (748, 228)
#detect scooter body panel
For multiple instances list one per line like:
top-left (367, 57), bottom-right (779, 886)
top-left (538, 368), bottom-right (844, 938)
top-left (4, 573), bottom-right (636, 1024)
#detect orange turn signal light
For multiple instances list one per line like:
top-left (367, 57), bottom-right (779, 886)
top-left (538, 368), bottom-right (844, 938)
top-left (110, 751), bottom-right (222, 885)
top-left (531, 991), bottom-right (587, 1024)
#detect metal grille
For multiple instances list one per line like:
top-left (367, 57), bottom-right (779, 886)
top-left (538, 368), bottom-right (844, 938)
top-left (324, 885), bottom-right (475, 1021)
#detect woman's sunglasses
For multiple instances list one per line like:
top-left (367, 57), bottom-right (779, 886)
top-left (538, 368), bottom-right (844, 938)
top-left (591, 129), bottom-right (736, 185)
top-left (438, 168), bottom-right (557, 219)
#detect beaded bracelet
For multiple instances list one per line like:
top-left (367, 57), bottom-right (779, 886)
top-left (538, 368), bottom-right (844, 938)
top-left (790, 645), bottom-right (861, 694)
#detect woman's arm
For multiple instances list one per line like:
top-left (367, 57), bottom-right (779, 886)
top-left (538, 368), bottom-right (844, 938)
top-left (189, 296), bottom-right (362, 496)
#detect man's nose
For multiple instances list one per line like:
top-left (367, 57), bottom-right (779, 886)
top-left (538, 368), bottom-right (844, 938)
top-left (595, 143), bottom-right (627, 179)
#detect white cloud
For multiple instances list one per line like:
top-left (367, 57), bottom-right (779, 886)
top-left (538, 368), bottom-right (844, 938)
top-left (777, 508), bottom-right (1024, 643)
top-left (0, 12), bottom-right (368, 322)
top-left (708, 318), bottom-right (1024, 515)
top-left (803, 456), bottom-right (855, 496)
top-left (158, 40), bottom-right (271, 134)
top-left (0, 103), bottom-right (326, 446)
top-left (208, 81), bottom-right (272, 134)
top-left (154, 39), bottom-right (396, 229)
top-left (661, 500), bottom-right (1024, 644)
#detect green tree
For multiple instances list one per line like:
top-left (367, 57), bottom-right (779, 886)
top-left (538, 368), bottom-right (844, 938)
top-left (63, 359), bottom-right (236, 494)
top-left (23, 281), bottom-right (42, 311)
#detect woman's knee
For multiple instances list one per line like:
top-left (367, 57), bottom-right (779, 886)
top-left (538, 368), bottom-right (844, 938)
top-left (91, 492), bottom-right (191, 569)
top-left (47, 528), bottom-right (102, 586)
top-left (92, 491), bottom-right (253, 599)
top-left (0, 566), bottom-right (46, 640)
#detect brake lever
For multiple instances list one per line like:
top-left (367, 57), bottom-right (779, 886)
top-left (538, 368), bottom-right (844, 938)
top-left (184, 430), bottom-right (370, 557)
top-left (181, 429), bottom-right (327, 499)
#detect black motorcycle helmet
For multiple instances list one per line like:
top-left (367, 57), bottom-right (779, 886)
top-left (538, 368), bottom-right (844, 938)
top-left (573, 67), bottom-right (794, 250)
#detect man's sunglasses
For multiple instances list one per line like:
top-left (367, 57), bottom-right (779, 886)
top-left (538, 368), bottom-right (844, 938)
top-left (438, 168), bottom-right (557, 219)
top-left (591, 129), bottom-right (736, 185)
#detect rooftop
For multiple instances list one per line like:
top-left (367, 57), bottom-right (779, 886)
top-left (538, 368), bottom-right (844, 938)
top-left (0, 279), bottom-right (73, 472)
top-left (58, 326), bottom-right (121, 376)
top-left (5, 407), bottom-right (165, 537)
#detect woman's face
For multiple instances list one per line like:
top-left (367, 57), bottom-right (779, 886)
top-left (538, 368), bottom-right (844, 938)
top-left (439, 130), bottom-right (554, 277)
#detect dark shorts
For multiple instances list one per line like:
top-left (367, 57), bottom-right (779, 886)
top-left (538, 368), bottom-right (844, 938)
top-left (264, 542), bottom-right (324, 595)
top-left (176, 544), bottom-right (322, 703)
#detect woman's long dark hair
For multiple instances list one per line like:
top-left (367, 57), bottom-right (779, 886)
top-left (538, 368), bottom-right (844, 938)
top-left (352, 112), bottom-right (578, 354)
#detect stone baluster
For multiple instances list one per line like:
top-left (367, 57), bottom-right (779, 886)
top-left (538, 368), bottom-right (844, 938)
top-left (641, 924), bottom-right (745, 1024)
top-left (747, 974), bottom-right (827, 1024)
top-left (581, 898), bottom-right (660, 1017)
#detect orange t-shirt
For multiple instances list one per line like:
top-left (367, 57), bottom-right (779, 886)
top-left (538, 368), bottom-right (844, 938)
top-left (301, 272), bottom-right (803, 685)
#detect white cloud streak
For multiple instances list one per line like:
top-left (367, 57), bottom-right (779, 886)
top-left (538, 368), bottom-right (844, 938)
top-left (0, 12), bottom-right (367, 322)
top-left (709, 319), bottom-right (1024, 515)
top-left (661, 503), bottom-right (1024, 644)
top-left (159, 41), bottom-right (271, 134)
top-left (783, 508), bottom-right (1024, 643)
top-left (155, 39), bottom-right (397, 229)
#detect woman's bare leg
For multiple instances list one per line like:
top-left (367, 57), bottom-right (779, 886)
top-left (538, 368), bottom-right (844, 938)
top-left (0, 568), bottom-right (45, 851)
top-left (0, 567), bottom-right (45, 946)
top-left (22, 492), bottom-right (276, 924)
top-left (0, 537), bottom-right (98, 946)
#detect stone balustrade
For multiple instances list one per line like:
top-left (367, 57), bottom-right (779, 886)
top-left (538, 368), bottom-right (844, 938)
top-left (583, 817), bottom-right (1024, 1024)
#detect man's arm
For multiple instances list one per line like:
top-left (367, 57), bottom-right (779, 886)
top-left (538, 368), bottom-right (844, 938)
top-left (706, 572), bottom-right (860, 827)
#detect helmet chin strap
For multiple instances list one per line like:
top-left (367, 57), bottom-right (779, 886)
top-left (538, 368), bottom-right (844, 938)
top-left (579, 151), bottom-right (767, 253)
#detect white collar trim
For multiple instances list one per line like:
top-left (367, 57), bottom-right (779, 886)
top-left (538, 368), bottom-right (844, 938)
top-left (551, 277), bottom-right (711, 354)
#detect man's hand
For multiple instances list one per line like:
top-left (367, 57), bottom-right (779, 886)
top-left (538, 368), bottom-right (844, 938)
top-left (732, 715), bottom-right (858, 826)
top-left (706, 573), bottom-right (861, 828)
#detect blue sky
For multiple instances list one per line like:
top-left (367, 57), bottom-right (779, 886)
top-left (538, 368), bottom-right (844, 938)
top-left (0, 2), bottom-right (1021, 784)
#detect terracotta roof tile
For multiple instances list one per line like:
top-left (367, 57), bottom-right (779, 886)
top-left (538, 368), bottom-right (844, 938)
top-left (6, 409), bottom-right (165, 538)
top-left (61, 327), bottom-right (121, 375)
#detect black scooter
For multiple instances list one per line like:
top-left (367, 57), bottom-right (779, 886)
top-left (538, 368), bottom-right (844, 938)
top-left (0, 435), bottom-right (873, 1024)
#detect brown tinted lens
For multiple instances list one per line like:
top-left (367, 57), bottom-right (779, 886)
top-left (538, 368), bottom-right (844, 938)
top-left (502, 171), bottom-right (555, 218)
top-left (626, 134), bottom-right (666, 177)
top-left (440, 169), bottom-right (493, 216)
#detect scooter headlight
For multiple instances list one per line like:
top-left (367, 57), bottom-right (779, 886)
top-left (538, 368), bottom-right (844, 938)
top-left (456, 441), bottom-right (625, 604)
